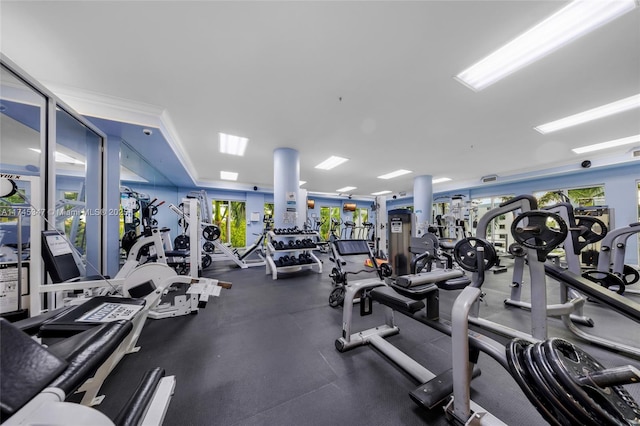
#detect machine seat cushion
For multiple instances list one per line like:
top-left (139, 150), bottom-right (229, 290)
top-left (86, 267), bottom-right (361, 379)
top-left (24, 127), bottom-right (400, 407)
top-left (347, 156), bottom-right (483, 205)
top-left (370, 286), bottom-right (426, 313)
top-left (437, 276), bottom-right (471, 290)
top-left (395, 269), bottom-right (464, 288)
top-left (0, 319), bottom-right (68, 421)
top-left (47, 320), bottom-right (133, 396)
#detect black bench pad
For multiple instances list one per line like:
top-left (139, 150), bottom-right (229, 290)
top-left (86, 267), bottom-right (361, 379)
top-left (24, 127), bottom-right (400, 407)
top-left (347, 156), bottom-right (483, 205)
top-left (395, 269), bottom-right (464, 288)
top-left (438, 276), bottom-right (471, 290)
top-left (12, 305), bottom-right (77, 336)
top-left (114, 367), bottom-right (166, 426)
top-left (0, 318), bottom-right (68, 421)
top-left (39, 296), bottom-right (145, 339)
top-left (370, 286), bottom-right (426, 314)
top-left (47, 320), bottom-right (133, 395)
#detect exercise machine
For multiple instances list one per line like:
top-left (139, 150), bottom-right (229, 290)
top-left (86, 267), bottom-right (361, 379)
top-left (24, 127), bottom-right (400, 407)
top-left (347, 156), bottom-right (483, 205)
top-left (594, 221), bottom-right (640, 293)
top-left (336, 234), bottom-right (640, 424)
top-left (170, 199), bottom-right (266, 269)
top-left (1, 317), bottom-right (175, 425)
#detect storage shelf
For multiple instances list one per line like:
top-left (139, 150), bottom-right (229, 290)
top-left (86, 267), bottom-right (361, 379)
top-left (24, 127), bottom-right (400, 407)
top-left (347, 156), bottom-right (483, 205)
top-left (265, 231), bottom-right (322, 279)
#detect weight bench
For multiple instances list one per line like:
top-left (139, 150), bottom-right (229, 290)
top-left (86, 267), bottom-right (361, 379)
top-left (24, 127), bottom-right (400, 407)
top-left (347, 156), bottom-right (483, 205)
top-left (0, 318), bottom-right (175, 426)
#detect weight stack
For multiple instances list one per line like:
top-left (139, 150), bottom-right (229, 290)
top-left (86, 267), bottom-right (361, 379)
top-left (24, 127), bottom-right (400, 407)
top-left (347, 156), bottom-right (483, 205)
top-left (388, 209), bottom-right (413, 278)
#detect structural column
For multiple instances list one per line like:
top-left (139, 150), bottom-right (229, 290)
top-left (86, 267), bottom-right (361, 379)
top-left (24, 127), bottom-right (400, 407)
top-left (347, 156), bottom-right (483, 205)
top-left (413, 175), bottom-right (433, 237)
top-left (273, 148), bottom-right (300, 229)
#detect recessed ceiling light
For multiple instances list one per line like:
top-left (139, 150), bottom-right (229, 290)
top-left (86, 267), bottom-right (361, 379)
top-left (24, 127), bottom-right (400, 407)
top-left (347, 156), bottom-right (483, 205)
top-left (455, 0), bottom-right (637, 91)
top-left (371, 190), bottom-right (392, 196)
top-left (572, 134), bottom-right (640, 154)
top-left (29, 148), bottom-right (84, 165)
top-left (315, 156), bottom-right (348, 170)
top-left (220, 171), bottom-right (238, 181)
top-left (299, 181), bottom-right (307, 186)
top-left (432, 177), bottom-right (452, 184)
top-left (219, 133), bottom-right (248, 156)
top-left (377, 169), bottom-right (412, 180)
top-left (336, 186), bottom-right (356, 192)
top-left (535, 94), bottom-right (640, 134)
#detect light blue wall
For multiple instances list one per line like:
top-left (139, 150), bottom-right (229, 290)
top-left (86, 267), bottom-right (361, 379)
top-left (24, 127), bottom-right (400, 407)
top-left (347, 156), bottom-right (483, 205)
top-left (108, 162), bottom-right (639, 267)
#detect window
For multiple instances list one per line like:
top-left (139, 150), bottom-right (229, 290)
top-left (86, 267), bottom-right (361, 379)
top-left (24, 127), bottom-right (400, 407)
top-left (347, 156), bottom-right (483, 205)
top-left (471, 195), bottom-right (514, 251)
top-left (212, 200), bottom-right (246, 247)
top-left (534, 185), bottom-right (605, 208)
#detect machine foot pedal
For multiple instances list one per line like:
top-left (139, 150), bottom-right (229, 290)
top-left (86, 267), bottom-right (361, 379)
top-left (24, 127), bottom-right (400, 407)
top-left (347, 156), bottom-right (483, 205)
top-left (409, 366), bottom-right (481, 409)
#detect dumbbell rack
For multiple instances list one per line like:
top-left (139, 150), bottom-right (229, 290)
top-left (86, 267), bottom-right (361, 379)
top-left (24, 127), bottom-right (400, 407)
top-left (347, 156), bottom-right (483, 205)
top-left (265, 231), bottom-right (323, 280)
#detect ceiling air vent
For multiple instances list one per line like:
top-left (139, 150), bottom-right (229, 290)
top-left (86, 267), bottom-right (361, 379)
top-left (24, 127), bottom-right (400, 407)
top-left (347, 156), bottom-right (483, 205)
top-left (481, 175), bottom-right (498, 183)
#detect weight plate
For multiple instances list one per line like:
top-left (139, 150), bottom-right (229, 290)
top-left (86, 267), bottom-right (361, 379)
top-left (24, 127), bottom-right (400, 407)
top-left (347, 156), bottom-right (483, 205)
top-left (174, 235), bottom-right (190, 250)
top-left (203, 241), bottom-right (215, 253)
top-left (506, 339), bottom-right (564, 426)
top-left (574, 215), bottom-right (608, 246)
top-left (202, 225), bottom-right (221, 241)
top-left (622, 264), bottom-right (640, 286)
top-left (511, 211), bottom-right (568, 262)
top-left (543, 338), bottom-right (640, 425)
top-left (329, 286), bottom-right (345, 308)
top-left (528, 342), bottom-right (596, 425)
top-left (379, 262), bottom-right (392, 278)
top-left (582, 270), bottom-right (625, 295)
top-left (453, 237), bottom-right (497, 272)
top-left (202, 254), bottom-right (212, 269)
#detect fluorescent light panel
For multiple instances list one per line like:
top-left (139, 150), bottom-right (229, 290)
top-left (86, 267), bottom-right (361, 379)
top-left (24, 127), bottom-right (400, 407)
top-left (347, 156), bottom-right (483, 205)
top-left (299, 181), bottom-right (307, 186)
top-left (315, 156), bottom-right (348, 170)
top-left (535, 94), bottom-right (640, 134)
top-left (377, 169), bottom-right (412, 180)
top-left (29, 148), bottom-right (84, 165)
top-left (371, 190), bottom-right (392, 196)
top-left (455, 0), bottom-right (637, 91)
top-left (432, 177), bottom-right (452, 184)
top-left (336, 186), bottom-right (356, 192)
top-left (219, 133), bottom-right (248, 156)
top-left (572, 134), bottom-right (640, 154)
top-left (220, 171), bottom-right (238, 181)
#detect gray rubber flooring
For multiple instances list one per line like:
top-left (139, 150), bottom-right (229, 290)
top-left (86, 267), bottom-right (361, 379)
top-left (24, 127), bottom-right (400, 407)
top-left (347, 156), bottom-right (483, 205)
top-left (96, 254), bottom-right (640, 425)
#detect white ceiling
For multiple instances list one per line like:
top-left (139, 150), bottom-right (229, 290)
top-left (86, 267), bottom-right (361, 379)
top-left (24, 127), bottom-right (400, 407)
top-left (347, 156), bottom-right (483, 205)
top-left (1, 1), bottom-right (639, 197)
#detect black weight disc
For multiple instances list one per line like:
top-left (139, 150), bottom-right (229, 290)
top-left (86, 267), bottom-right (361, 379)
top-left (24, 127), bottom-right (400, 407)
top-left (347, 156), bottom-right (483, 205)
top-left (505, 339), bottom-right (564, 426)
top-left (201, 254), bottom-right (212, 269)
top-left (174, 235), bottom-right (190, 250)
top-left (528, 342), bottom-right (596, 425)
top-left (511, 211), bottom-right (568, 262)
top-left (543, 338), bottom-right (640, 425)
top-left (329, 286), bottom-right (345, 308)
top-left (582, 270), bottom-right (625, 295)
top-left (202, 225), bottom-right (221, 242)
top-left (379, 262), bottom-right (392, 278)
top-left (574, 215), bottom-right (608, 246)
top-left (453, 237), bottom-right (497, 272)
top-left (203, 241), bottom-right (215, 253)
top-left (622, 264), bottom-right (640, 286)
